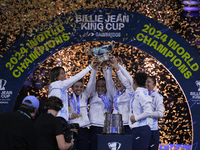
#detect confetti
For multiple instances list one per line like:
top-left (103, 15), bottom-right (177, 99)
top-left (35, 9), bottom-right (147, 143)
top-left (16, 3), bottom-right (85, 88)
top-left (0, 0), bottom-right (194, 146)
top-left (14, 41), bottom-right (192, 146)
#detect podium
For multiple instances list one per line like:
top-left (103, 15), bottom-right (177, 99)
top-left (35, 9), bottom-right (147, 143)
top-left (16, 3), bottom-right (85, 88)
top-left (97, 134), bottom-right (133, 150)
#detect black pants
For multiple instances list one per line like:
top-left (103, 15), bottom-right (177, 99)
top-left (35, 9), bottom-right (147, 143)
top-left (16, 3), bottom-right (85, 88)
top-left (89, 126), bottom-right (103, 150)
top-left (71, 127), bottom-right (90, 150)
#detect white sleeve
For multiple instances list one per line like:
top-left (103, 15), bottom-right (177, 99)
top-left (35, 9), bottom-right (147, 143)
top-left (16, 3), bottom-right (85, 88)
top-left (85, 69), bottom-right (97, 96)
top-left (50, 66), bottom-right (92, 91)
top-left (102, 68), bottom-right (107, 79)
top-left (135, 101), bottom-right (152, 121)
top-left (151, 94), bottom-right (164, 118)
top-left (104, 67), bottom-right (117, 98)
top-left (116, 69), bottom-right (132, 90)
top-left (135, 93), bottom-right (152, 121)
top-left (103, 68), bottom-right (114, 107)
top-left (118, 64), bottom-right (133, 86)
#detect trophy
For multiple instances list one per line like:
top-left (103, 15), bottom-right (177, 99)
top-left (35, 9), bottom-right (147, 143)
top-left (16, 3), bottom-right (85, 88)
top-left (86, 41), bottom-right (115, 62)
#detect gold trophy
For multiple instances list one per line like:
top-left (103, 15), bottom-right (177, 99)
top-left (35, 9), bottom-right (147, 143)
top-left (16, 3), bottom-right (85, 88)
top-left (86, 41), bottom-right (115, 62)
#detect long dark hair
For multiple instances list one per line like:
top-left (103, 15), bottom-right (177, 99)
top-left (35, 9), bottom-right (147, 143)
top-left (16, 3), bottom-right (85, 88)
top-left (49, 67), bottom-right (65, 84)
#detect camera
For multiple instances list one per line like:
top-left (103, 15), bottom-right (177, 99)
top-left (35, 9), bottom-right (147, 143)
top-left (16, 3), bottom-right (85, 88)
top-left (56, 117), bottom-right (80, 143)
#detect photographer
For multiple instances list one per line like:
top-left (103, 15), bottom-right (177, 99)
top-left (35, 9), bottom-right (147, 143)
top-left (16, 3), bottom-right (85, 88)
top-left (35, 96), bottom-right (74, 150)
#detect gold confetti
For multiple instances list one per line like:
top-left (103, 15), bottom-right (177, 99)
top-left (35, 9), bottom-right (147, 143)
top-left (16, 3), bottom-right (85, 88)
top-left (0, 0), bottom-right (194, 147)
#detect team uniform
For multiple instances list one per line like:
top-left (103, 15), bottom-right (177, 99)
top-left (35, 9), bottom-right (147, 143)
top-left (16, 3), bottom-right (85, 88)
top-left (147, 90), bottom-right (164, 150)
top-left (68, 69), bottom-right (96, 150)
top-left (48, 66), bottom-right (92, 121)
top-left (89, 68), bottom-right (113, 150)
top-left (118, 64), bottom-right (133, 86)
top-left (129, 87), bottom-right (152, 150)
top-left (106, 65), bottom-right (134, 134)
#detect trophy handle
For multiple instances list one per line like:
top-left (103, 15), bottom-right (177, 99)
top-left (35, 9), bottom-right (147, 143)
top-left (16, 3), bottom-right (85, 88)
top-left (85, 47), bottom-right (94, 56)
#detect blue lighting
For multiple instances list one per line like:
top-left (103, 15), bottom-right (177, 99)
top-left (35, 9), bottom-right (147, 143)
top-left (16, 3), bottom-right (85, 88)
top-left (184, 7), bottom-right (200, 11)
top-left (159, 144), bottom-right (191, 150)
top-left (112, 127), bottom-right (117, 133)
top-left (183, 1), bottom-right (200, 5)
top-left (183, 12), bottom-right (200, 17)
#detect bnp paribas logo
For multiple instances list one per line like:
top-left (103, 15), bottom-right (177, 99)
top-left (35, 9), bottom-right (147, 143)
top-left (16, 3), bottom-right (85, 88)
top-left (108, 142), bottom-right (121, 150)
top-left (196, 80), bottom-right (200, 91)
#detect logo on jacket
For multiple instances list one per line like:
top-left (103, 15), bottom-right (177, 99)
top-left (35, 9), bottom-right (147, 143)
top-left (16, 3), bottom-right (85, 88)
top-left (108, 142), bottom-right (121, 150)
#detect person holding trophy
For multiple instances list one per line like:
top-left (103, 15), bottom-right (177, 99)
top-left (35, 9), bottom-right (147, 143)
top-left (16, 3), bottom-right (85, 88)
top-left (86, 42), bottom-right (117, 150)
top-left (88, 61), bottom-right (113, 150)
top-left (106, 56), bottom-right (134, 134)
top-left (68, 59), bottom-right (99, 150)
top-left (48, 59), bottom-right (96, 122)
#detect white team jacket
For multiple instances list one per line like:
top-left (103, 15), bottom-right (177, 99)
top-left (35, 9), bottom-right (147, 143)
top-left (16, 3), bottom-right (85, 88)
top-left (48, 66), bottom-right (92, 121)
top-left (106, 66), bottom-right (134, 125)
top-left (89, 69), bottom-right (113, 127)
top-left (129, 87), bottom-right (152, 129)
top-left (68, 69), bottom-right (97, 128)
top-left (147, 90), bottom-right (164, 130)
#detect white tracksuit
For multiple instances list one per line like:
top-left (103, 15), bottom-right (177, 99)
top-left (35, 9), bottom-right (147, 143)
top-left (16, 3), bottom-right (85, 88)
top-left (147, 90), bottom-right (164, 130)
top-left (129, 87), bottom-right (152, 129)
top-left (48, 66), bottom-right (92, 121)
top-left (68, 69), bottom-right (97, 127)
top-left (106, 66), bottom-right (134, 125)
top-left (89, 69), bottom-right (113, 127)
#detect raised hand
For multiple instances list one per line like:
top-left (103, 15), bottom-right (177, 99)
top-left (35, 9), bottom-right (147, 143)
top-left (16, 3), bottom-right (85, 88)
top-left (117, 56), bottom-right (123, 66)
top-left (91, 58), bottom-right (99, 70)
top-left (109, 56), bottom-right (119, 71)
top-left (102, 61), bottom-right (108, 69)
